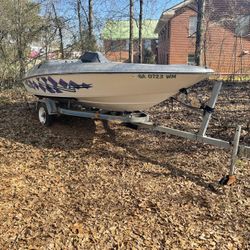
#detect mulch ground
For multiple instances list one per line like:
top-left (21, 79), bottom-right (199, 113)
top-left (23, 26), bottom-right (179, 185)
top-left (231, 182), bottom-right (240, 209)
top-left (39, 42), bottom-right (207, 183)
top-left (0, 81), bottom-right (249, 249)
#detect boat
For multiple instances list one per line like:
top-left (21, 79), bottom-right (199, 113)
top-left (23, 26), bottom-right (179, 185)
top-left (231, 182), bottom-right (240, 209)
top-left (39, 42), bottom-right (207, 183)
top-left (23, 52), bottom-right (213, 111)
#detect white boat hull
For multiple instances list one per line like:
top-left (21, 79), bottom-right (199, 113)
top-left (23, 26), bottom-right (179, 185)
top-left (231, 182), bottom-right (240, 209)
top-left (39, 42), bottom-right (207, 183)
top-left (24, 72), bottom-right (210, 111)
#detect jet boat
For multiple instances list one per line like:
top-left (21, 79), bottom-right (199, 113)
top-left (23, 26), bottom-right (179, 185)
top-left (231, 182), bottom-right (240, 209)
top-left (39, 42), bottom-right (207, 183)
top-left (23, 52), bottom-right (213, 111)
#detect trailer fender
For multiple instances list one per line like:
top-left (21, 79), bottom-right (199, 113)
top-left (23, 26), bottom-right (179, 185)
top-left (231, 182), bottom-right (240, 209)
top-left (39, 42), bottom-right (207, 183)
top-left (37, 98), bottom-right (58, 115)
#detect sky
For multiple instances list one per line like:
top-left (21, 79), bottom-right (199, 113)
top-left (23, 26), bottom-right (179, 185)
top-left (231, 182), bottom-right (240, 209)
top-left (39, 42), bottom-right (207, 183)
top-left (95, 0), bottom-right (183, 36)
top-left (39, 0), bottom-right (184, 43)
top-left (95, 0), bottom-right (184, 20)
top-left (48, 0), bottom-right (184, 21)
top-left (139, 0), bottom-right (183, 19)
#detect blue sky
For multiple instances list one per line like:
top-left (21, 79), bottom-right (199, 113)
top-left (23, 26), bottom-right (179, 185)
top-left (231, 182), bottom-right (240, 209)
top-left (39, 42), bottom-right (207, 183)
top-left (40, 0), bottom-right (183, 41)
top-left (139, 0), bottom-right (183, 19)
top-left (95, 0), bottom-right (183, 20)
top-left (49, 0), bottom-right (183, 21)
top-left (93, 0), bottom-right (184, 33)
top-left (93, 0), bottom-right (183, 42)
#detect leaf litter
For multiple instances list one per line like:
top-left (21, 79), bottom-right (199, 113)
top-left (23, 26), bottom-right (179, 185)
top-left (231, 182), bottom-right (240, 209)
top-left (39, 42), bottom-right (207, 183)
top-left (0, 81), bottom-right (249, 249)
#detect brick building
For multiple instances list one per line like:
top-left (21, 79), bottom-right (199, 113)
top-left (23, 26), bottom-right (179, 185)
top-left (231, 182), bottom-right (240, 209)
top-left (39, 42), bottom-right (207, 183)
top-left (102, 20), bottom-right (158, 63)
top-left (155, 0), bottom-right (250, 75)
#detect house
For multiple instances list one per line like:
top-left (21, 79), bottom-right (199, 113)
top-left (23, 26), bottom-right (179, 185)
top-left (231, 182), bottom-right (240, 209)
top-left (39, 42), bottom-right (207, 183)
top-left (155, 0), bottom-right (250, 75)
top-left (102, 20), bottom-right (158, 63)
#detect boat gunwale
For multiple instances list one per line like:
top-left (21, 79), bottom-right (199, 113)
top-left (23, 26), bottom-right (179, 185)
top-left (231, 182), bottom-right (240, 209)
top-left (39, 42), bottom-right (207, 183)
top-left (23, 71), bottom-right (213, 81)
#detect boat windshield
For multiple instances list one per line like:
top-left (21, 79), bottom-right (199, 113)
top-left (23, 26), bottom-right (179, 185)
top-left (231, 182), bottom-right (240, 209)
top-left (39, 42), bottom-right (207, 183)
top-left (80, 51), bottom-right (110, 63)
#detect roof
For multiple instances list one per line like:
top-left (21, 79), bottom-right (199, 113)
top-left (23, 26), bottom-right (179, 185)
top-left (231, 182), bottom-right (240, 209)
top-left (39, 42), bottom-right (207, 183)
top-left (155, 0), bottom-right (194, 33)
top-left (102, 20), bottom-right (158, 40)
top-left (155, 0), bottom-right (250, 34)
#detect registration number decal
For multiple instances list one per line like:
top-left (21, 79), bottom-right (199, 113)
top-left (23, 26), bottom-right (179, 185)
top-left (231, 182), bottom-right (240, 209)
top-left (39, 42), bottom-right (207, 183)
top-left (138, 74), bottom-right (176, 79)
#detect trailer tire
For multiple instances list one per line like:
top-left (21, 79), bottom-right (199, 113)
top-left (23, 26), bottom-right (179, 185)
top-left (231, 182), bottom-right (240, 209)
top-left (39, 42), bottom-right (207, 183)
top-left (38, 103), bottom-right (53, 126)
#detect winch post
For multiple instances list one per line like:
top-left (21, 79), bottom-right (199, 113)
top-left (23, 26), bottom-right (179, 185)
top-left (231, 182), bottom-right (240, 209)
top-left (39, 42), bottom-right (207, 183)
top-left (219, 125), bottom-right (242, 185)
top-left (229, 125), bottom-right (241, 176)
top-left (198, 81), bottom-right (222, 136)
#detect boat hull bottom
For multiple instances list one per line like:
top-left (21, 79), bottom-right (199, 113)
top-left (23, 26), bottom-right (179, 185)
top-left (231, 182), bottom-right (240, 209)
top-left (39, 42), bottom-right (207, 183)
top-left (35, 92), bottom-right (175, 111)
top-left (74, 93), bottom-right (175, 111)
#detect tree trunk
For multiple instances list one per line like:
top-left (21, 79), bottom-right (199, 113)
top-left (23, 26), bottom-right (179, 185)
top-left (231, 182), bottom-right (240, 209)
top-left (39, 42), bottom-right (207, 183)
top-left (88, 0), bottom-right (93, 39)
top-left (138, 0), bottom-right (143, 63)
top-left (52, 3), bottom-right (64, 59)
top-left (58, 26), bottom-right (64, 59)
top-left (16, 0), bottom-right (25, 79)
top-left (17, 46), bottom-right (25, 79)
top-left (129, 0), bottom-right (134, 63)
top-left (195, 0), bottom-right (205, 66)
top-left (77, 0), bottom-right (84, 53)
top-left (45, 42), bottom-right (48, 60)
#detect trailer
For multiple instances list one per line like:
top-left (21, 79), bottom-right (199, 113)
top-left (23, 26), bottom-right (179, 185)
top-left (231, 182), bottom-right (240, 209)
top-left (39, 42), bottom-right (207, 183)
top-left (36, 81), bottom-right (250, 185)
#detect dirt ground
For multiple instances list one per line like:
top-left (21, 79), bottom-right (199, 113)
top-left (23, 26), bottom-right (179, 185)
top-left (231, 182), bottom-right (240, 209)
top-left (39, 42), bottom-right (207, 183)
top-left (0, 81), bottom-right (249, 249)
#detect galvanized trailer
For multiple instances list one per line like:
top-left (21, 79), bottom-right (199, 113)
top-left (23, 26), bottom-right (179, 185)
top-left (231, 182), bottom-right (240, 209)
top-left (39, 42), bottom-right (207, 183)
top-left (36, 81), bottom-right (250, 185)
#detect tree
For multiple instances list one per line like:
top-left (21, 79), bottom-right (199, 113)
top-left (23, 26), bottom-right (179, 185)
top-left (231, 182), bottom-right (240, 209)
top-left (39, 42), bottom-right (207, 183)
top-left (138, 0), bottom-right (143, 63)
top-left (0, 0), bottom-right (43, 83)
top-left (52, 3), bottom-right (65, 59)
top-left (77, 0), bottom-right (84, 53)
top-left (41, 14), bottom-right (58, 60)
top-left (195, 0), bottom-right (206, 66)
top-left (129, 0), bottom-right (134, 63)
top-left (88, 0), bottom-right (93, 39)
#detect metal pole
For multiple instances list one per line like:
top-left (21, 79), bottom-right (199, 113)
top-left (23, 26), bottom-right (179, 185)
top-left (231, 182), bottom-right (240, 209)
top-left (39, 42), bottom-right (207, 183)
top-left (198, 81), bottom-right (222, 136)
top-left (229, 125), bottom-right (241, 176)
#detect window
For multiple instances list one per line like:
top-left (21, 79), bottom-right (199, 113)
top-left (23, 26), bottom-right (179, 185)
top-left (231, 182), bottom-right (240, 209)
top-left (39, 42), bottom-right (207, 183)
top-left (110, 40), bottom-right (123, 51)
top-left (236, 15), bottom-right (250, 37)
top-left (189, 16), bottom-right (197, 36)
top-left (110, 41), bottom-right (117, 51)
top-left (167, 21), bottom-right (171, 39)
top-left (187, 54), bottom-right (195, 65)
top-left (144, 39), bottom-right (152, 50)
top-left (125, 39), bottom-right (129, 51)
top-left (165, 28), bottom-right (168, 40)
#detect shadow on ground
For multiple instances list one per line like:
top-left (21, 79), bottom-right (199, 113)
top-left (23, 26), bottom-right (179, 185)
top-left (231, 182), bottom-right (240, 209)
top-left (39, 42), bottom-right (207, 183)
top-left (100, 120), bottom-right (224, 194)
top-left (0, 101), bottom-right (225, 193)
top-left (0, 102), bottom-right (96, 149)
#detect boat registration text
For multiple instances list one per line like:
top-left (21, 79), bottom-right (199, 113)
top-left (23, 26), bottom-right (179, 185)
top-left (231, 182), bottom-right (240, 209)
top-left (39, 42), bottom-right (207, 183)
top-left (138, 74), bottom-right (176, 79)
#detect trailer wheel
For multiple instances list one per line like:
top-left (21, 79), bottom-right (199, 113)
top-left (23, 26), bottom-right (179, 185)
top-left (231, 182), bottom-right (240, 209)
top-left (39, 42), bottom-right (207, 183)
top-left (38, 103), bottom-right (53, 126)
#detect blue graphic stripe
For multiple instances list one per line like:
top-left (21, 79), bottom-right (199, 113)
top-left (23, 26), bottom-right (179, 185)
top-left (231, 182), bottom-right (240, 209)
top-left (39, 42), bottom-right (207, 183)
top-left (25, 77), bottom-right (93, 93)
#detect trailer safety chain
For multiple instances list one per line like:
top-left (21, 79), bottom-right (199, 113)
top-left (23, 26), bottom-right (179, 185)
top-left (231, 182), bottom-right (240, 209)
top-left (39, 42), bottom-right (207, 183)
top-left (170, 97), bottom-right (216, 117)
top-left (200, 104), bottom-right (215, 115)
top-left (170, 97), bottom-right (201, 111)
